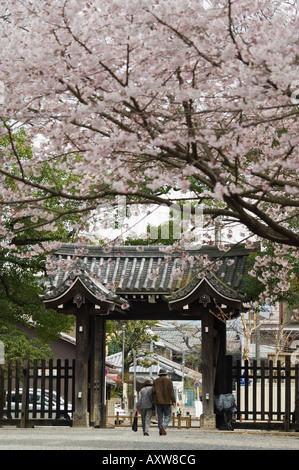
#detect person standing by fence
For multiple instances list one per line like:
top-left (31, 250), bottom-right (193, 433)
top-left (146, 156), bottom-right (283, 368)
top-left (153, 368), bottom-right (175, 436)
top-left (136, 380), bottom-right (154, 436)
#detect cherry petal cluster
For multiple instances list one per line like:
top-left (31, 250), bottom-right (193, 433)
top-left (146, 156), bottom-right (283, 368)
top-left (0, 0), bottom-right (297, 305)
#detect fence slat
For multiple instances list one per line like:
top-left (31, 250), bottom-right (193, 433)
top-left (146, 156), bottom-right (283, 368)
top-left (32, 359), bottom-right (38, 419)
top-left (268, 360), bottom-right (273, 422)
top-left (252, 360), bottom-right (257, 421)
top-left (236, 360), bottom-right (241, 421)
top-left (56, 359), bottom-right (61, 419)
top-left (277, 360), bottom-right (281, 421)
top-left (64, 359), bottom-right (69, 417)
top-left (261, 360), bottom-right (265, 420)
top-left (284, 356), bottom-right (291, 431)
top-left (6, 362), bottom-right (12, 419)
top-left (48, 359), bottom-right (54, 419)
top-left (0, 365), bottom-right (4, 421)
top-left (41, 359), bottom-right (46, 419)
top-left (14, 361), bottom-right (21, 419)
top-left (244, 360), bottom-right (249, 420)
top-left (295, 363), bottom-right (299, 424)
top-left (20, 359), bottom-right (30, 428)
top-left (72, 359), bottom-right (76, 413)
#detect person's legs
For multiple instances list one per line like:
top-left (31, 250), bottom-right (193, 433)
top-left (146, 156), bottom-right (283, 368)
top-left (143, 408), bottom-right (152, 435)
top-left (162, 404), bottom-right (172, 429)
top-left (157, 404), bottom-right (170, 435)
top-left (156, 404), bottom-right (172, 434)
top-left (156, 404), bottom-right (167, 434)
top-left (156, 404), bottom-right (163, 428)
top-left (140, 409), bottom-right (146, 434)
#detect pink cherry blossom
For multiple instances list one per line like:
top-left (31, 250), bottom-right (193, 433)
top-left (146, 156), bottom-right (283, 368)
top-left (0, 0), bottom-right (297, 307)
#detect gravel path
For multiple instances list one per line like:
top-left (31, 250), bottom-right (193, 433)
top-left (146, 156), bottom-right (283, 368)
top-left (0, 426), bottom-right (299, 452)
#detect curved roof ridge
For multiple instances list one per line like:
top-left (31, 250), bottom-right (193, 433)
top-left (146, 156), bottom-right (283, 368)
top-left (42, 243), bottom-right (253, 312)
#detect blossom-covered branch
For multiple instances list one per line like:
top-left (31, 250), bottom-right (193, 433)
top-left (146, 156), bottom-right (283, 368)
top-left (0, 0), bottom-right (298, 302)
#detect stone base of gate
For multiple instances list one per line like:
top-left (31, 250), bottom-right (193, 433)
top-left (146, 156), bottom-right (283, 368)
top-left (73, 412), bottom-right (90, 428)
top-left (200, 413), bottom-right (216, 429)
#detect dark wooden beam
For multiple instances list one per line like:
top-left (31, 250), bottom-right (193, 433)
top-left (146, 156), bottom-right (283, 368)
top-left (214, 316), bottom-right (227, 395)
top-left (73, 303), bottom-right (89, 427)
top-left (201, 308), bottom-right (216, 428)
top-left (89, 316), bottom-right (106, 428)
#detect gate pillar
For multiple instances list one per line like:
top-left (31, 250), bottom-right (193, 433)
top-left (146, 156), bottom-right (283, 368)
top-left (90, 316), bottom-right (107, 427)
top-left (201, 308), bottom-right (216, 429)
top-left (214, 316), bottom-right (227, 395)
top-left (73, 303), bottom-right (90, 427)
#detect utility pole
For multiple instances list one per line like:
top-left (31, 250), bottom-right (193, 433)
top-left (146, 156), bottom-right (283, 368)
top-left (255, 310), bottom-right (261, 366)
top-left (181, 350), bottom-right (186, 416)
top-left (133, 349), bottom-right (137, 413)
top-left (122, 325), bottom-right (127, 410)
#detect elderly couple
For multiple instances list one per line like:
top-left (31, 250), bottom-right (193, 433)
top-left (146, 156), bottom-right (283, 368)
top-left (136, 368), bottom-right (175, 436)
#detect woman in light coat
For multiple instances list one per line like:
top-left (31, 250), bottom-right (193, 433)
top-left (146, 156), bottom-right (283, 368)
top-left (136, 380), bottom-right (154, 436)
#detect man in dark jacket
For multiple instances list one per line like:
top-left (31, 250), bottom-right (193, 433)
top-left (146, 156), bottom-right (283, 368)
top-left (153, 368), bottom-right (175, 435)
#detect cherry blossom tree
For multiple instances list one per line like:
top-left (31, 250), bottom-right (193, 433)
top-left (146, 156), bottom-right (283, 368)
top-left (0, 0), bottom-right (298, 302)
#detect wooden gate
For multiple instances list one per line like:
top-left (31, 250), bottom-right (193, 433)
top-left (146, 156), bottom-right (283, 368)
top-left (0, 359), bottom-right (75, 427)
top-left (231, 356), bottom-right (299, 431)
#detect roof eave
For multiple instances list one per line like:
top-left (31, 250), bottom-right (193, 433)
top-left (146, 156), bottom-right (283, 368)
top-left (41, 276), bottom-right (125, 311)
top-left (165, 275), bottom-right (246, 311)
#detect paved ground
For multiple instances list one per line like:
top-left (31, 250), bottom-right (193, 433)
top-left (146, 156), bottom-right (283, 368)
top-left (0, 426), bottom-right (299, 453)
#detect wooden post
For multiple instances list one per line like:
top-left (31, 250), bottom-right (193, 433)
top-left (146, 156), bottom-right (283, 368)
top-left (90, 315), bottom-right (107, 428)
top-left (284, 355), bottom-right (291, 432)
top-left (98, 317), bottom-right (107, 428)
top-left (73, 303), bottom-right (90, 427)
top-left (214, 316), bottom-right (226, 395)
top-left (20, 358), bottom-right (30, 428)
top-left (295, 363), bottom-right (299, 425)
top-left (201, 308), bottom-right (216, 429)
top-left (0, 365), bottom-right (4, 424)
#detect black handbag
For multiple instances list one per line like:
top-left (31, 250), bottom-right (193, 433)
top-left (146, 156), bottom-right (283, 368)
top-left (132, 412), bottom-right (138, 432)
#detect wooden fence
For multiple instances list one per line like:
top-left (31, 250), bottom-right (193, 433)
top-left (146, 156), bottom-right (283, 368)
top-left (1, 357), bottom-right (299, 430)
top-left (231, 356), bottom-right (299, 431)
top-left (0, 359), bottom-right (75, 427)
top-left (108, 411), bottom-right (201, 429)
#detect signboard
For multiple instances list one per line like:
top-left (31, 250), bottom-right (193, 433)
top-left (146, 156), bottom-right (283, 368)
top-left (194, 381), bottom-right (200, 403)
top-left (240, 372), bottom-right (251, 386)
top-left (0, 341), bottom-right (4, 365)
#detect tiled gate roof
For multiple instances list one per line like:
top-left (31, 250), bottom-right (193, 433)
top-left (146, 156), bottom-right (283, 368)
top-left (42, 244), bottom-right (251, 312)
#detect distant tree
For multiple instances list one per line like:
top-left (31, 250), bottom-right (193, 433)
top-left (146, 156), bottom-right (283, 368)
top-left (107, 320), bottom-right (158, 375)
top-left (168, 321), bottom-right (202, 371)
